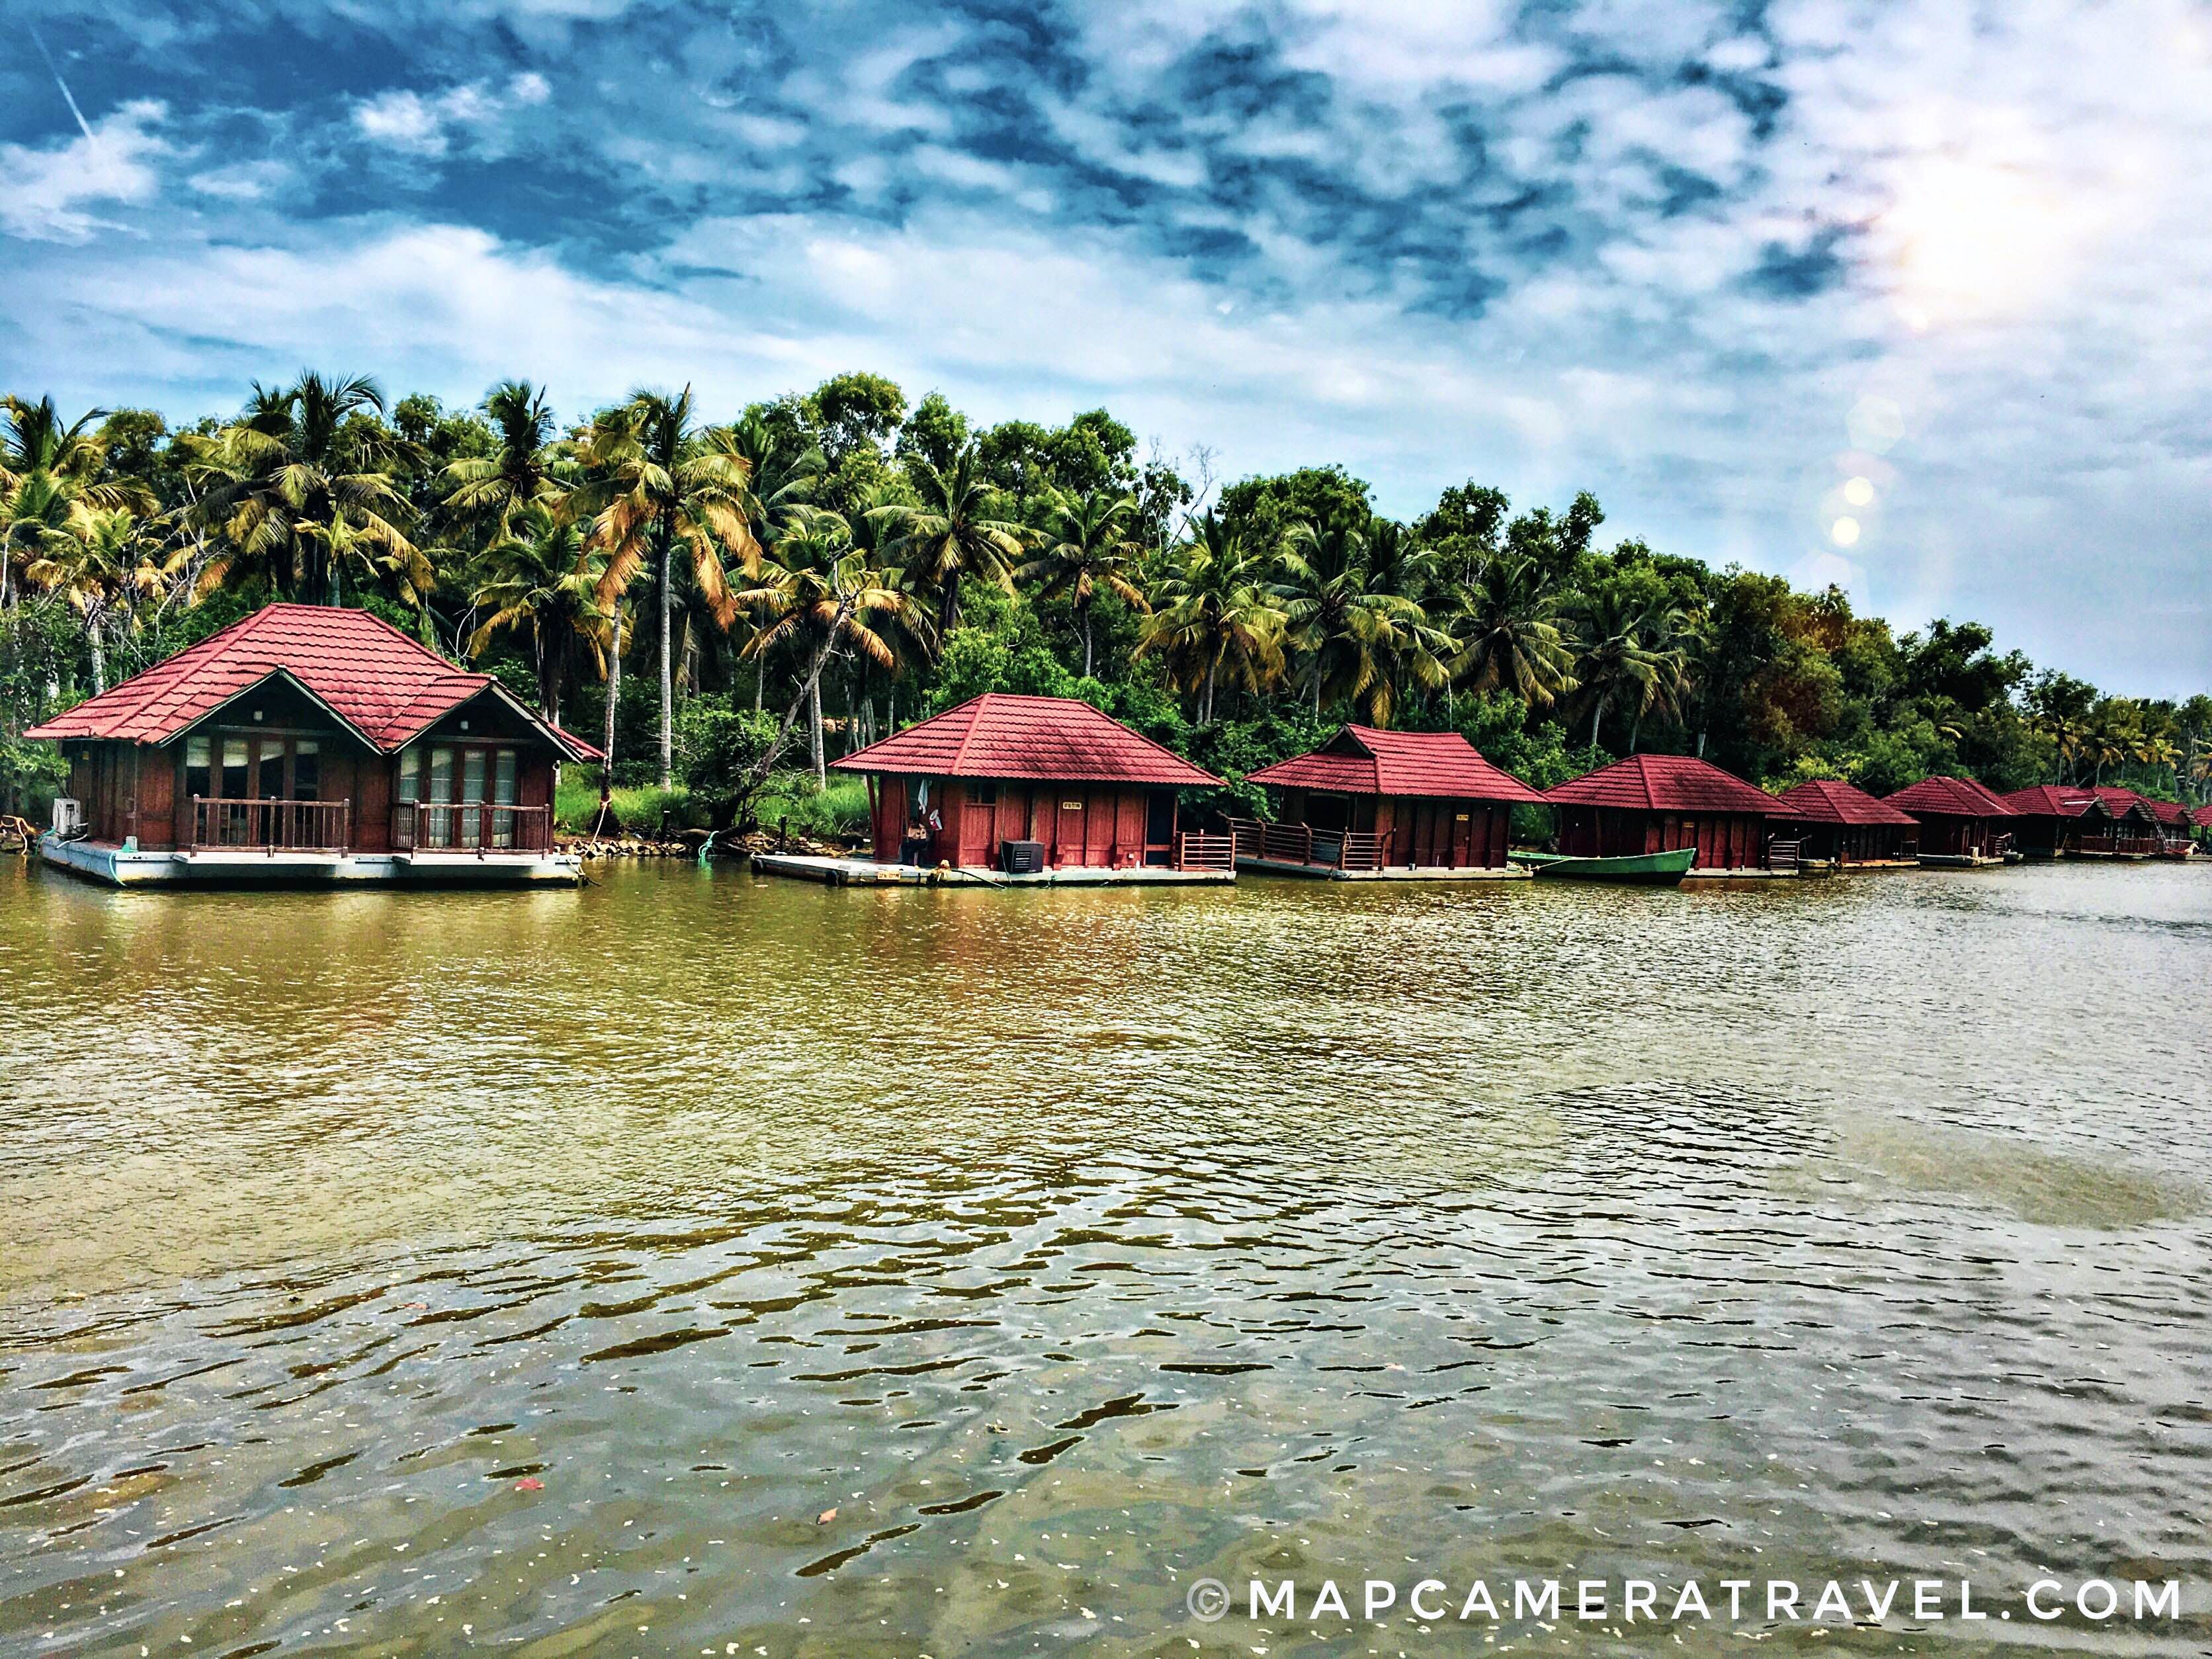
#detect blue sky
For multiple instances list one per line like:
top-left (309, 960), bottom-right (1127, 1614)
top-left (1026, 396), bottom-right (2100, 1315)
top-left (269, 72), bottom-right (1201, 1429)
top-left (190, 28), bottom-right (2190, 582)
top-left (4, 0), bottom-right (2208, 695)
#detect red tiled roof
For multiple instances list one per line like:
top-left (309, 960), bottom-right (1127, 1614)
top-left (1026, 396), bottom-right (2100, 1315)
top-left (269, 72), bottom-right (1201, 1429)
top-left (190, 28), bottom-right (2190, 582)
top-left (1245, 725), bottom-right (1548, 804)
top-left (2001, 785), bottom-right (2108, 819)
top-left (24, 602), bottom-right (601, 760)
top-left (2085, 787), bottom-right (2162, 823)
top-left (1545, 752), bottom-right (1793, 817)
top-left (831, 693), bottom-right (1220, 787)
top-left (2193, 804), bottom-right (2212, 828)
top-left (1773, 778), bottom-right (1920, 826)
top-left (2139, 796), bottom-right (2189, 827)
top-left (1884, 775), bottom-right (2016, 818)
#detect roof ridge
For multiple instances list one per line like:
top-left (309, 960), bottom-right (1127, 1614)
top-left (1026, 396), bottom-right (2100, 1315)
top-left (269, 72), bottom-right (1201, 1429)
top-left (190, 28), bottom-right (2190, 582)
top-left (948, 693), bottom-right (989, 775)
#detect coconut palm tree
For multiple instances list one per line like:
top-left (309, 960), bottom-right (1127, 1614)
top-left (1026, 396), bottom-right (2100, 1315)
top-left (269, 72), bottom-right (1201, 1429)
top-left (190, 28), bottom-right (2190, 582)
top-left (1275, 515), bottom-right (1444, 726)
top-left (468, 505), bottom-right (607, 728)
top-left (1, 396), bottom-right (148, 618)
top-left (569, 387), bottom-right (759, 790)
top-left (187, 372), bottom-right (424, 607)
top-left (441, 380), bottom-right (563, 539)
top-left (1567, 591), bottom-right (1670, 750)
top-left (1019, 488), bottom-right (1148, 677)
top-left (738, 506), bottom-right (922, 786)
top-left (1445, 554), bottom-right (1578, 710)
top-left (24, 507), bottom-right (169, 695)
top-left (881, 442), bottom-right (1027, 638)
top-left (1135, 511), bottom-right (1287, 726)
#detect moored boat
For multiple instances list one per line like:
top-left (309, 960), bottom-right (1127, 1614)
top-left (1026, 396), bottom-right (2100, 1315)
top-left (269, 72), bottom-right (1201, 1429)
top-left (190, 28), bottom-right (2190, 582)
top-left (1510, 847), bottom-right (1697, 885)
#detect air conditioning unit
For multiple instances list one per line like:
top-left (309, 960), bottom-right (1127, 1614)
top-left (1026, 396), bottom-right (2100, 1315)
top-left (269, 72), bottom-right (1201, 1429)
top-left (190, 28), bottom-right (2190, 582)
top-left (1000, 839), bottom-right (1046, 875)
top-left (52, 797), bottom-right (85, 837)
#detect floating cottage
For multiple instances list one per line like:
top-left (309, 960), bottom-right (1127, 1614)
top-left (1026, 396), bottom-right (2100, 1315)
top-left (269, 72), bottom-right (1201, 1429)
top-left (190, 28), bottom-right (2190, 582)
top-left (2000, 785), bottom-right (2117, 860)
top-left (761, 693), bottom-right (1232, 885)
top-left (1232, 725), bottom-right (1547, 878)
top-left (1543, 753), bottom-right (1805, 876)
top-left (28, 603), bottom-right (598, 888)
top-left (1771, 779), bottom-right (1921, 867)
top-left (1883, 775), bottom-right (2016, 866)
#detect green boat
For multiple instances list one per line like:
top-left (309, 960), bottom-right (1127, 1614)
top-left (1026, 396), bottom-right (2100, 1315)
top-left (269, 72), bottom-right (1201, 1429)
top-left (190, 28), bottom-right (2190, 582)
top-left (1509, 847), bottom-right (1697, 885)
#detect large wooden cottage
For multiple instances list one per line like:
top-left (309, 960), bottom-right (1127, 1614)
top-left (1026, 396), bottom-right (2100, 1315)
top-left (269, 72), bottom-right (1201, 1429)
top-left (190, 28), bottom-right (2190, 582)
top-left (28, 603), bottom-right (599, 886)
top-left (1544, 753), bottom-right (1803, 874)
top-left (1771, 779), bottom-right (1920, 867)
top-left (1234, 725), bottom-right (1548, 877)
top-left (2000, 785), bottom-right (2116, 859)
top-left (1883, 775), bottom-right (2016, 865)
top-left (830, 693), bottom-right (1230, 878)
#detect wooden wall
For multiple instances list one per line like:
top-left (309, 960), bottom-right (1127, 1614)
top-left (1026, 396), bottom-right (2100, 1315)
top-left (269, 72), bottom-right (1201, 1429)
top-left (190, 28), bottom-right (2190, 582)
top-left (1557, 806), bottom-right (1771, 869)
top-left (867, 775), bottom-right (1174, 869)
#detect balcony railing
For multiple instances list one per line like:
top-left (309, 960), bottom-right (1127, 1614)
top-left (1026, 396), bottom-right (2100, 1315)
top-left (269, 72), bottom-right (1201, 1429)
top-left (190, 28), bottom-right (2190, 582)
top-left (1226, 818), bottom-right (1393, 871)
top-left (392, 801), bottom-right (554, 855)
top-left (1173, 830), bottom-right (1235, 872)
top-left (189, 796), bottom-right (351, 853)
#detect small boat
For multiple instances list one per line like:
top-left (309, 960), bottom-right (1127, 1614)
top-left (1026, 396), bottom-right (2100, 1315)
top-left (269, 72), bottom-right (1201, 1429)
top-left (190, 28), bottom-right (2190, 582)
top-left (1510, 847), bottom-right (1697, 886)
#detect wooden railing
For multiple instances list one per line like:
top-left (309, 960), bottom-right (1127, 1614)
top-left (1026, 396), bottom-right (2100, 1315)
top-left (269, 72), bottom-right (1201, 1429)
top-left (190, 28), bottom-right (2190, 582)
top-left (2078, 834), bottom-right (2159, 855)
top-left (1226, 818), bottom-right (1393, 871)
top-left (190, 796), bottom-right (351, 853)
top-left (1766, 837), bottom-right (1801, 873)
top-left (1174, 830), bottom-right (1234, 871)
top-left (392, 802), bottom-right (554, 855)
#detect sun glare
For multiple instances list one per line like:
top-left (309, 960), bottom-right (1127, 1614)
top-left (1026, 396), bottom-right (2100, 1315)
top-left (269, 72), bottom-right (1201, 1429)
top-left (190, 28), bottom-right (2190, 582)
top-left (1830, 517), bottom-right (1861, 547)
top-left (1883, 158), bottom-right (2087, 326)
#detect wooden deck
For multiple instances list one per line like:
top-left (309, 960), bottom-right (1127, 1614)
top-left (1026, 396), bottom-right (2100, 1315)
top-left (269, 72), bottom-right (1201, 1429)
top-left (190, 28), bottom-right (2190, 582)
top-left (751, 853), bottom-right (1235, 888)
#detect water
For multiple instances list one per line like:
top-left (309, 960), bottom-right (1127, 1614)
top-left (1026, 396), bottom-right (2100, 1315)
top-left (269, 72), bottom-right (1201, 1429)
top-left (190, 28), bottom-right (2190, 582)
top-left (3, 856), bottom-right (2209, 1655)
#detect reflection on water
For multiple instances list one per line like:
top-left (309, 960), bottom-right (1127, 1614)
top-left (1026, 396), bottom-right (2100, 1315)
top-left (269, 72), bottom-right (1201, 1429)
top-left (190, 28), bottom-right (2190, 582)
top-left (2, 857), bottom-right (2209, 1654)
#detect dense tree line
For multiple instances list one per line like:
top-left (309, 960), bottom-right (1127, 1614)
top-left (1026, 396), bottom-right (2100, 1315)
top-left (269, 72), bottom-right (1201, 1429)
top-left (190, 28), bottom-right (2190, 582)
top-left (3, 373), bottom-right (2207, 828)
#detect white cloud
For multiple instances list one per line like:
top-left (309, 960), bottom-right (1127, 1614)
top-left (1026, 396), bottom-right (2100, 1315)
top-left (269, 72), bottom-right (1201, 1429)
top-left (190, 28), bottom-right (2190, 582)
top-left (0, 101), bottom-right (168, 243)
top-left (351, 73), bottom-right (552, 158)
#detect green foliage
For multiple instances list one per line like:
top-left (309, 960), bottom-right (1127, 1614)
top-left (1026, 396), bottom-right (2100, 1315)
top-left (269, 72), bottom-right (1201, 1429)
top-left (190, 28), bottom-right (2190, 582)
top-left (6, 371), bottom-right (2207, 847)
top-left (675, 693), bottom-right (781, 816)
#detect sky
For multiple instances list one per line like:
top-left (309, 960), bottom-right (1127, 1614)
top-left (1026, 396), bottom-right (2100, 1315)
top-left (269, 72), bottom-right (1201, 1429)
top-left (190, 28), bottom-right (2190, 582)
top-left (3, 0), bottom-right (2208, 697)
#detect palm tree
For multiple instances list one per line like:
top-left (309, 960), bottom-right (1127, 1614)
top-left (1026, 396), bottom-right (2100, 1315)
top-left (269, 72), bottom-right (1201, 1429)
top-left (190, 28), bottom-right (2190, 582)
top-left (1571, 592), bottom-right (1674, 751)
top-left (1445, 554), bottom-right (1578, 710)
top-left (24, 507), bottom-right (169, 695)
top-left (1135, 511), bottom-right (1287, 726)
top-left (738, 507), bottom-right (922, 786)
top-left (442, 380), bottom-right (562, 538)
top-left (1, 396), bottom-right (147, 618)
top-left (1019, 488), bottom-right (1148, 677)
top-left (468, 505), bottom-right (607, 727)
top-left (882, 442), bottom-right (1027, 638)
top-left (569, 387), bottom-right (759, 790)
top-left (188, 372), bottom-right (424, 607)
top-left (1275, 515), bottom-right (1443, 726)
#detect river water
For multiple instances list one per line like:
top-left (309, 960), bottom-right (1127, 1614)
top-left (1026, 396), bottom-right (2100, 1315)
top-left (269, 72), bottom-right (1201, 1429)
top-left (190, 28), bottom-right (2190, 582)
top-left (3, 856), bottom-right (2209, 1656)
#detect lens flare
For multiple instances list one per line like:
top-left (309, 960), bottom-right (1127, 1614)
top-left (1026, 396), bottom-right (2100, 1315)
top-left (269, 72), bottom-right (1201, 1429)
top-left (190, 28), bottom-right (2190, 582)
top-left (1843, 477), bottom-right (1875, 507)
top-left (1830, 517), bottom-right (1861, 547)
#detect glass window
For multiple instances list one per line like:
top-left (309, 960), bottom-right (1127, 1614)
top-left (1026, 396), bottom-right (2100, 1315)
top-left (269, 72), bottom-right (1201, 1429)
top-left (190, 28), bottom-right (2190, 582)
top-left (429, 746), bottom-right (454, 803)
top-left (184, 736), bottom-right (211, 800)
top-left (460, 749), bottom-right (486, 848)
top-left (222, 738), bottom-right (249, 798)
top-left (493, 749), bottom-right (517, 804)
top-left (398, 749), bottom-right (420, 803)
top-left (257, 738), bottom-right (284, 800)
top-left (292, 740), bottom-right (319, 802)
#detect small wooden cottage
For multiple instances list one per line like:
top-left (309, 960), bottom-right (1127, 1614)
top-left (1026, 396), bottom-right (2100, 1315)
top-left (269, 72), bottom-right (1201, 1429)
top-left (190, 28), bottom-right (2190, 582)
top-left (2000, 785), bottom-right (2115, 859)
top-left (1544, 753), bottom-right (1801, 874)
top-left (1235, 725), bottom-right (1548, 875)
top-left (831, 693), bottom-right (1228, 875)
top-left (1771, 779), bottom-right (1920, 866)
top-left (1883, 775), bottom-right (2016, 865)
top-left (28, 602), bottom-right (599, 886)
top-left (2082, 787), bottom-right (2166, 856)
